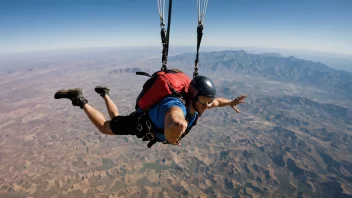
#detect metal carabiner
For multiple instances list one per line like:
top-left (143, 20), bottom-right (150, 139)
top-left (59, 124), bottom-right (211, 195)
top-left (145, 120), bottom-right (154, 140)
top-left (137, 124), bottom-right (143, 132)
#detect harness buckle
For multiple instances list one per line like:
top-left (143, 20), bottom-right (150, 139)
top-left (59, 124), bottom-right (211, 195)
top-left (137, 124), bottom-right (143, 132)
top-left (145, 120), bottom-right (154, 140)
top-left (145, 132), bottom-right (154, 140)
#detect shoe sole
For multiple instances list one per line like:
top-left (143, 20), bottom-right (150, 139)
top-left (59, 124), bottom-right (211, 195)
top-left (94, 86), bottom-right (109, 94)
top-left (54, 88), bottom-right (82, 99)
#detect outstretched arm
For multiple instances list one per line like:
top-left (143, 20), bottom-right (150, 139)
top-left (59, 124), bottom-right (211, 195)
top-left (164, 107), bottom-right (188, 145)
top-left (208, 94), bottom-right (247, 113)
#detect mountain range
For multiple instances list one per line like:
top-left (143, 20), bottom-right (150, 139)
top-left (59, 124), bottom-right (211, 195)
top-left (170, 50), bottom-right (352, 98)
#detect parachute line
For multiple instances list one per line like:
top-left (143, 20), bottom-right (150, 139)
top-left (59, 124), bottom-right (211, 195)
top-left (194, 0), bottom-right (208, 78)
top-left (157, 0), bottom-right (172, 71)
top-left (157, 0), bottom-right (165, 26)
top-left (197, 0), bottom-right (208, 25)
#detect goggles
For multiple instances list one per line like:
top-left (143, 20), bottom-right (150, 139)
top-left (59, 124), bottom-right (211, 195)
top-left (197, 97), bottom-right (214, 106)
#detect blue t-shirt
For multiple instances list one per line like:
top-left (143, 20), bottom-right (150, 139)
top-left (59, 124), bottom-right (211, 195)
top-left (147, 96), bottom-right (198, 141)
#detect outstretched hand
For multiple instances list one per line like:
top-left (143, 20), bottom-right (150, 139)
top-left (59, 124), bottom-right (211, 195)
top-left (230, 94), bottom-right (247, 113)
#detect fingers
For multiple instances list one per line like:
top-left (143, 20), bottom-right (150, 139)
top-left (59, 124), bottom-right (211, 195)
top-left (174, 122), bottom-right (187, 135)
top-left (234, 94), bottom-right (247, 100)
top-left (170, 121), bottom-right (185, 131)
top-left (166, 121), bottom-right (187, 144)
top-left (233, 105), bottom-right (240, 113)
top-left (236, 94), bottom-right (247, 100)
top-left (166, 135), bottom-right (180, 145)
top-left (233, 94), bottom-right (247, 106)
top-left (232, 94), bottom-right (247, 113)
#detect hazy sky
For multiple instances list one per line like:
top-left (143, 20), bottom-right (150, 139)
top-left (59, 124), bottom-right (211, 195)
top-left (1, 0), bottom-right (351, 55)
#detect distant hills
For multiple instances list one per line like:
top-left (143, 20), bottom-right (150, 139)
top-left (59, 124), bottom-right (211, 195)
top-left (169, 50), bottom-right (352, 97)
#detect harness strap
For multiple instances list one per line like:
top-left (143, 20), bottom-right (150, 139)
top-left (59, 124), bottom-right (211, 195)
top-left (178, 115), bottom-right (198, 141)
top-left (136, 71), bottom-right (152, 77)
top-left (158, 0), bottom-right (173, 71)
top-left (194, 24), bottom-right (203, 78)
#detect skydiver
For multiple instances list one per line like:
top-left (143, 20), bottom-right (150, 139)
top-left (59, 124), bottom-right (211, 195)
top-left (54, 75), bottom-right (247, 147)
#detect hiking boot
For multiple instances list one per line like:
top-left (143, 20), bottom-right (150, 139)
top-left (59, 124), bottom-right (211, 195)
top-left (94, 86), bottom-right (110, 98)
top-left (54, 88), bottom-right (82, 99)
top-left (54, 88), bottom-right (88, 109)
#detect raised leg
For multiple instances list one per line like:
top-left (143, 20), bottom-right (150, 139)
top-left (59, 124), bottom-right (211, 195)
top-left (103, 95), bottom-right (119, 118)
top-left (54, 88), bottom-right (114, 135)
top-left (82, 103), bottom-right (113, 135)
top-left (95, 86), bottom-right (119, 119)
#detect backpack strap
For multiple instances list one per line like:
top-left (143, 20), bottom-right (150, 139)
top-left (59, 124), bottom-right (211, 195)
top-left (136, 71), bottom-right (152, 77)
top-left (178, 113), bottom-right (198, 142)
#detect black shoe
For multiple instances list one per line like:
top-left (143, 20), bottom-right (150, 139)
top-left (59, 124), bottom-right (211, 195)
top-left (94, 86), bottom-right (110, 98)
top-left (54, 88), bottom-right (82, 99)
top-left (54, 88), bottom-right (88, 109)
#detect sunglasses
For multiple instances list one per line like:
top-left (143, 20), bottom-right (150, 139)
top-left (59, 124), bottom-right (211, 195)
top-left (197, 97), bottom-right (214, 106)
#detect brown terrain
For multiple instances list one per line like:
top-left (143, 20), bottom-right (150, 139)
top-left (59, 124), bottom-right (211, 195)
top-left (0, 48), bottom-right (351, 198)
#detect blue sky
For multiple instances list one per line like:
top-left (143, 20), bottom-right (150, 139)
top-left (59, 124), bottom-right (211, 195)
top-left (0, 0), bottom-right (351, 55)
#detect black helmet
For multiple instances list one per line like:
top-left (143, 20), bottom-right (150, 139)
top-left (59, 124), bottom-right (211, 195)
top-left (189, 75), bottom-right (216, 101)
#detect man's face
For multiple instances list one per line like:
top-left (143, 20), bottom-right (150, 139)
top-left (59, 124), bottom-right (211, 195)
top-left (195, 96), bottom-right (214, 113)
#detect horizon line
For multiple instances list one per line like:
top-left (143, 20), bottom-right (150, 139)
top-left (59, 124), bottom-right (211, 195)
top-left (0, 45), bottom-right (351, 57)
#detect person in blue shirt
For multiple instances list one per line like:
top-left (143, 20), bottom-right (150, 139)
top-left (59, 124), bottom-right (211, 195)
top-left (54, 75), bottom-right (247, 147)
